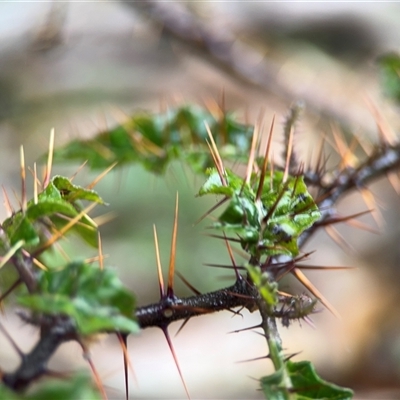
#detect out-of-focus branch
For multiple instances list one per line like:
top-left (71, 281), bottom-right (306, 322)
top-left (123, 0), bottom-right (367, 131)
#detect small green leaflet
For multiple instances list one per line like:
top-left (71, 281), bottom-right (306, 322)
top-left (18, 261), bottom-right (139, 336)
top-left (377, 52), bottom-right (400, 104)
top-left (2, 176), bottom-right (104, 250)
top-left (198, 168), bottom-right (321, 257)
top-left (260, 360), bottom-right (353, 400)
top-left (0, 374), bottom-right (102, 400)
top-left (52, 105), bottom-right (253, 174)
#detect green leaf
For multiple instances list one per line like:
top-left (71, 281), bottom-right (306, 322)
top-left (198, 168), bottom-right (321, 258)
top-left (52, 105), bottom-right (253, 174)
top-left (0, 374), bottom-right (101, 400)
top-left (287, 361), bottom-right (353, 400)
top-left (377, 52), bottom-right (400, 104)
top-left (2, 176), bottom-right (103, 251)
top-left (18, 262), bottom-right (139, 335)
top-left (260, 361), bottom-right (353, 400)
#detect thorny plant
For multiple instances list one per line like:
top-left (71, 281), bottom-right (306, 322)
top-left (1, 79), bottom-right (400, 399)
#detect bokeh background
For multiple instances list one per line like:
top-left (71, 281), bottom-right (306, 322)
top-left (1, 1), bottom-right (400, 399)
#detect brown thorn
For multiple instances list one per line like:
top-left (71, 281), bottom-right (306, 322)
top-left (236, 354), bottom-right (270, 363)
top-left (116, 332), bottom-right (138, 400)
top-left (283, 125), bottom-right (294, 183)
top-left (256, 115), bottom-right (275, 201)
top-left (296, 264), bottom-right (356, 271)
top-left (0, 278), bottom-right (22, 304)
top-left (193, 197), bottom-right (228, 226)
top-left (167, 193), bottom-right (179, 298)
top-left (153, 224), bottom-right (165, 298)
top-left (291, 267), bottom-right (341, 319)
top-left (0, 320), bottom-right (24, 358)
top-left (176, 271), bottom-right (201, 295)
top-left (33, 163), bottom-right (38, 205)
top-left (262, 181), bottom-right (290, 225)
top-left (174, 318), bottom-right (191, 338)
top-left (228, 323), bottom-right (262, 334)
top-left (223, 232), bottom-right (240, 280)
top-left (203, 263), bottom-right (246, 271)
top-left (161, 327), bottom-right (191, 399)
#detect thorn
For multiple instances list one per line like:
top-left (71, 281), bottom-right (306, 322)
top-left (291, 267), bottom-right (341, 319)
top-left (0, 278), bottom-right (22, 304)
top-left (244, 121), bottom-right (259, 186)
top-left (79, 341), bottom-right (108, 400)
top-left (0, 240), bottom-right (25, 270)
top-left (228, 323), bottom-right (262, 334)
top-left (205, 122), bottom-right (226, 186)
top-left (33, 203), bottom-right (97, 257)
top-left (0, 320), bottom-right (25, 357)
top-left (324, 225), bottom-right (355, 254)
top-left (174, 318), bottom-right (191, 338)
top-left (176, 271), bottom-right (201, 295)
top-left (203, 263), bottom-right (246, 271)
top-left (161, 327), bottom-right (191, 399)
top-left (116, 333), bottom-right (137, 400)
top-left (43, 128), bottom-right (55, 188)
top-left (93, 211), bottom-right (118, 227)
top-left (33, 163), bottom-right (38, 205)
top-left (262, 181), bottom-right (289, 225)
top-left (2, 186), bottom-right (14, 216)
top-left (167, 193), bottom-right (179, 298)
top-left (153, 224), bottom-right (165, 298)
top-left (222, 233), bottom-right (240, 280)
top-left (69, 160), bottom-right (88, 182)
top-left (98, 232), bottom-right (104, 270)
top-left (295, 264), bottom-right (356, 271)
top-left (193, 197), bottom-right (228, 226)
top-left (256, 116), bottom-right (275, 201)
top-left (359, 187), bottom-right (385, 229)
top-left (86, 162), bottom-right (118, 190)
top-left (387, 171), bottom-right (400, 196)
top-left (236, 354), bottom-right (270, 363)
top-left (20, 146), bottom-right (27, 212)
top-left (283, 126), bottom-right (294, 183)
top-left (21, 250), bottom-right (49, 271)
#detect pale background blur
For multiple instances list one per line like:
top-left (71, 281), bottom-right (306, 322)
top-left (0, 2), bottom-right (400, 399)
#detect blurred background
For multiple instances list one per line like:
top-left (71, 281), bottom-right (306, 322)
top-left (1, 1), bottom-right (400, 399)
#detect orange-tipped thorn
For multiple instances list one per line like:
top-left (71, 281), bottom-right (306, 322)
top-left (43, 128), bottom-right (55, 188)
top-left (153, 224), bottom-right (165, 298)
top-left (167, 193), bottom-right (179, 298)
top-left (291, 267), bottom-right (341, 319)
top-left (20, 146), bottom-right (27, 212)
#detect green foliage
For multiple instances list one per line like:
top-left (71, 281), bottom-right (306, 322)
top-left (2, 176), bottom-right (104, 251)
top-left (52, 105), bottom-right (253, 174)
top-left (260, 361), bottom-right (353, 400)
top-left (18, 261), bottom-right (139, 335)
top-left (377, 52), bottom-right (400, 104)
top-left (0, 374), bottom-right (101, 400)
top-left (198, 168), bottom-right (321, 257)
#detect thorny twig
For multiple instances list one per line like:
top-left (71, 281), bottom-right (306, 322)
top-left (2, 142), bottom-right (400, 393)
